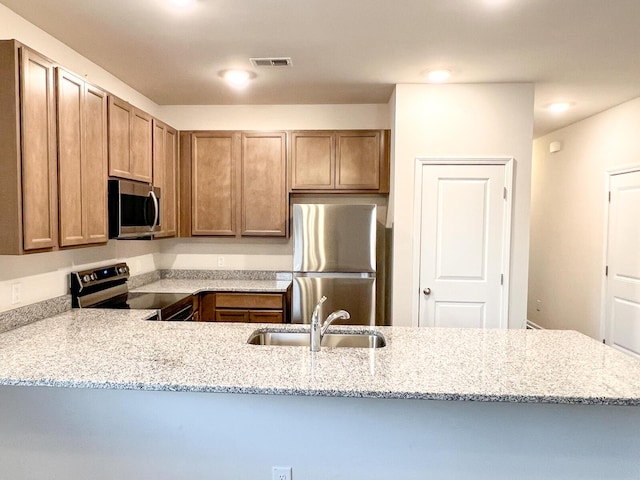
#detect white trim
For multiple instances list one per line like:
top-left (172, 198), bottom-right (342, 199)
top-left (526, 320), bottom-right (545, 330)
top-left (600, 164), bottom-right (640, 343)
top-left (412, 157), bottom-right (515, 328)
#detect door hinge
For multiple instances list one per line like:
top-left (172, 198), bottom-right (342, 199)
top-left (605, 265), bottom-right (608, 276)
top-left (500, 273), bottom-right (504, 285)
top-left (608, 191), bottom-right (611, 202)
top-left (503, 187), bottom-right (507, 200)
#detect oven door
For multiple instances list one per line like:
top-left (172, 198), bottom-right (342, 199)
top-left (108, 179), bottom-right (161, 239)
top-left (159, 295), bottom-right (195, 321)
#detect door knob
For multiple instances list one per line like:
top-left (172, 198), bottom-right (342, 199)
top-left (423, 288), bottom-right (431, 296)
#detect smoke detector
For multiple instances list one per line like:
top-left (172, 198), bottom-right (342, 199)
top-left (250, 57), bottom-right (293, 67)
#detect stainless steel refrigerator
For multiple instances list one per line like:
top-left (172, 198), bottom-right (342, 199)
top-left (292, 203), bottom-right (378, 326)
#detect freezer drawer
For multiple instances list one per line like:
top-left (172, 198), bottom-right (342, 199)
top-left (292, 275), bottom-right (376, 326)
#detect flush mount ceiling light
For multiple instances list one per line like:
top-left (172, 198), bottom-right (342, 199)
top-left (546, 102), bottom-right (573, 113)
top-left (168, 0), bottom-right (196, 7)
top-left (219, 69), bottom-right (256, 89)
top-left (423, 69), bottom-right (452, 83)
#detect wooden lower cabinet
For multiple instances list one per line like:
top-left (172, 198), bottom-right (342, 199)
top-left (199, 291), bottom-right (289, 323)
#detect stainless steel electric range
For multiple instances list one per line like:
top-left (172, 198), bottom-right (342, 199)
top-left (70, 263), bottom-right (195, 321)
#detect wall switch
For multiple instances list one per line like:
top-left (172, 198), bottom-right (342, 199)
top-left (272, 466), bottom-right (292, 480)
top-left (217, 256), bottom-right (225, 267)
top-left (536, 299), bottom-right (542, 312)
top-left (11, 283), bottom-right (21, 304)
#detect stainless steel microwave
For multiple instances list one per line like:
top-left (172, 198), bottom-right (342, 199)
top-left (108, 179), bottom-right (161, 239)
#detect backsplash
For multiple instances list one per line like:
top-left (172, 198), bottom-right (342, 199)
top-left (160, 270), bottom-right (292, 281)
top-left (0, 294), bottom-right (71, 334)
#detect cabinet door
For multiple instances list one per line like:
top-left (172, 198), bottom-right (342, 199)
top-left (56, 69), bottom-right (84, 246)
top-left (20, 48), bottom-right (58, 251)
top-left (83, 84), bottom-right (109, 244)
top-left (191, 132), bottom-right (238, 236)
top-left (152, 120), bottom-right (166, 236)
top-left (164, 127), bottom-right (178, 237)
top-left (336, 131), bottom-right (381, 190)
top-left (131, 108), bottom-right (152, 183)
top-left (108, 96), bottom-right (131, 179)
top-left (249, 310), bottom-right (283, 323)
top-left (57, 70), bottom-right (108, 247)
top-left (290, 131), bottom-right (334, 190)
top-left (215, 310), bottom-right (250, 322)
top-left (241, 132), bottom-right (287, 236)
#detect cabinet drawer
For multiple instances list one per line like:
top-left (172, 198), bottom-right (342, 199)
top-left (215, 293), bottom-right (283, 309)
top-left (249, 310), bottom-right (283, 323)
top-left (215, 310), bottom-right (250, 322)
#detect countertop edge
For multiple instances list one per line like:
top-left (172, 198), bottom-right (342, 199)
top-left (1, 378), bottom-right (638, 406)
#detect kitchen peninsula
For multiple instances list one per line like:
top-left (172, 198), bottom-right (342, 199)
top-left (0, 310), bottom-right (639, 479)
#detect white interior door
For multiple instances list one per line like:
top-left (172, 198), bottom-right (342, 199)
top-left (416, 161), bottom-right (512, 328)
top-left (605, 169), bottom-right (640, 358)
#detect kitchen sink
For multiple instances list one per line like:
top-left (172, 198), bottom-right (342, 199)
top-left (247, 330), bottom-right (386, 349)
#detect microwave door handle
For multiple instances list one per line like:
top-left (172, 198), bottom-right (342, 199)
top-left (149, 190), bottom-right (159, 231)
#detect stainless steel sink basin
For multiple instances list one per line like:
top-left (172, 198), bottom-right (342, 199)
top-left (247, 330), bottom-right (386, 349)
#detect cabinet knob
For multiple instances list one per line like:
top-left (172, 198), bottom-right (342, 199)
top-left (423, 288), bottom-right (432, 296)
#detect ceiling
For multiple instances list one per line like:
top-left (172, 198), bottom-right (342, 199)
top-left (2, 0), bottom-right (640, 137)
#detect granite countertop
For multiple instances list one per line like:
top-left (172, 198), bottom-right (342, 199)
top-left (131, 278), bottom-right (292, 294)
top-left (0, 309), bottom-right (639, 406)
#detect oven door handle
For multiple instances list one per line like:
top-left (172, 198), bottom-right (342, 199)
top-left (149, 190), bottom-right (159, 232)
top-left (165, 303), bottom-right (194, 321)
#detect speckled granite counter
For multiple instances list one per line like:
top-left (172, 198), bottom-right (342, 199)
top-left (0, 309), bottom-right (639, 406)
top-left (130, 278), bottom-right (292, 294)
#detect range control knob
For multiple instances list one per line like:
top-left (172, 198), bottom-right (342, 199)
top-left (83, 274), bottom-right (91, 283)
top-left (91, 273), bottom-right (97, 281)
top-left (118, 266), bottom-right (127, 274)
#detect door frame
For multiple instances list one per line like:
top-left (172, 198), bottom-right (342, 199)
top-left (600, 164), bottom-right (640, 344)
top-left (411, 157), bottom-right (514, 327)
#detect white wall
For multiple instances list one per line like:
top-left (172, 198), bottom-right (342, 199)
top-left (528, 97), bottom-right (640, 338)
top-left (160, 104), bottom-right (390, 131)
top-left (390, 84), bottom-right (534, 328)
top-left (0, 242), bottom-right (160, 313)
top-left (0, 3), bottom-right (161, 118)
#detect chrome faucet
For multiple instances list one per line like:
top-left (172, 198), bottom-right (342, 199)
top-left (310, 296), bottom-right (351, 352)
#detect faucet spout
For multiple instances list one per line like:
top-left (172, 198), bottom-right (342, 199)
top-left (321, 310), bottom-right (350, 336)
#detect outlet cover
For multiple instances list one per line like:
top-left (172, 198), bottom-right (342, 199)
top-left (272, 466), bottom-right (292, 480)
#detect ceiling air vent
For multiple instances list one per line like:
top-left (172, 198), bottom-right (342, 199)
top-left (250, 57), bottom-right (293, 67)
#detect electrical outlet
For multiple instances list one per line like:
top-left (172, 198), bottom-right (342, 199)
top-left (536, 299), bottom-right (542, 312)
top-left (272, 466), bottom-right (292, 480)
top-left (11, 283), bottom-right (21, 304)
top-left (217, 255), bottom-right (225, 267)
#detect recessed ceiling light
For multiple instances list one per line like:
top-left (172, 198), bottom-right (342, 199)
top-left (546, 102), bottom-right (573, 113)
top-left (423, 69), bottom-right (452, 83)
top-left (219, 69), bottom-right (256, 89)
top-left (168, 0), bottom-right (195, 7)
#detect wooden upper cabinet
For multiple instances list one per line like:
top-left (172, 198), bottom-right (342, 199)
top-left (108, 95), bottom-right (152, 183)
top-left (56, 68), bottom-right (108, 247)
top-left (289, 130), bottom-right (390, 193)
top-left (130, 108), bottom-right (152, 183)
top-left (290, 131), bottom-right (334, 190)
top-left (20, 48), bottom-right (58, 252)
top-left (191, 132), bottom-right (238, 236)
top-left (241, 132), bottom-right (287, 236)
top-left (152, 119), bottom-right (177, 238)
top-left (336, 131), bottom-right (381, 190)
